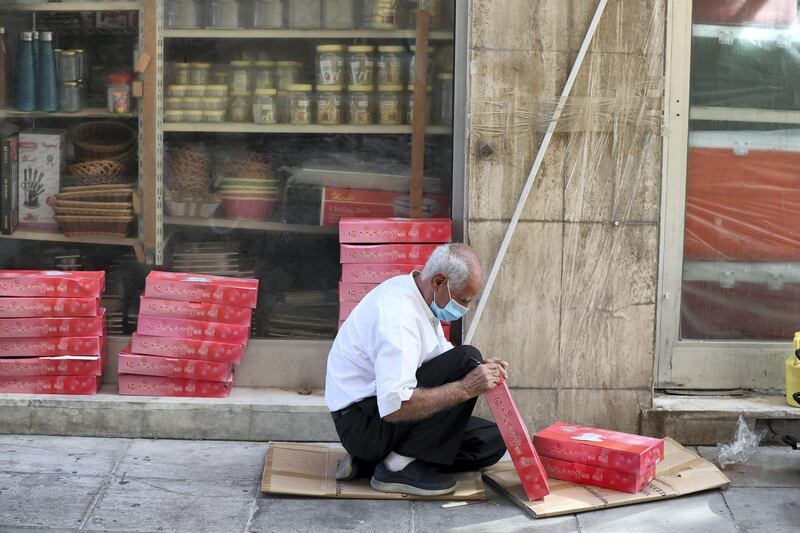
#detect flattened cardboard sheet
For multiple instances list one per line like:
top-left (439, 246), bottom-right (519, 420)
top-left (261, 442), bottom-right (485, 501)
top-left (484, 438), bottom-right (730, 518)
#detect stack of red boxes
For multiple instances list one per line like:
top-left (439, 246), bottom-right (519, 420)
top-left (0, 271), bottom-right (106, 395)
top-left (533, 422), bottom-right (665, 494)
top-left (338, 217), bottom-right (453, 340)
top-left (118, 271), bottom-right (258, 398)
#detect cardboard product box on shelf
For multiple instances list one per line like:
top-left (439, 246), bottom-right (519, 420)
top-left (533, 422), bottom-right (665, 476)
top-left (0, 355), bottom-right (103, 377)
top-left (0, 297), bottom-right (100, 318)
top-left (118, 373), bottom-right (234, 398)
top-left (0, 336), bottom-right (104, 357)
top-left (0, 270), bottom-right (105, 298)
top-left (340, 243), bottom-right (440, 265)
top-left (485, 380), bottom-right (550, 501)
top-left (340, 263), bottom-right (424, 284)
top-left (130, 333), bottom-right (245, 364)
top-left (138, 297), bottom-right (253, 326)
top-left (338, 217), bottom-right (453, 244)
top-left (144, 271), bottom-right (259, 308)
top-left (338, 282), bottom-right (379, 303)
top-left (2, 133), bottom-right (20, 235)
top-left (338, 300), bottom-right (358, 322)
top-left (136, 315), bottom-right (250, 345)
top-left (17, 130), bottom-right (66, 231)
top-left (0, 310), bottom-right (106, 338)
top-left (118, 350), bottom-right (232, 382)
top-left (692, 0), bottom-right (797, 27)
top-left (0, 374), bottom-right (100, 395)
top-left (539, 455), bottom-right (657, 494)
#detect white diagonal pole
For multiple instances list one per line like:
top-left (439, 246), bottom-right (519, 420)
top-left (465, 0), bottom-right (609, 344)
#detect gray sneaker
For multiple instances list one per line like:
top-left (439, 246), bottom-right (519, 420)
top-left (370, 461), bottom-right (457, 496)
top-left (336, 452), bottom-right (358, 481)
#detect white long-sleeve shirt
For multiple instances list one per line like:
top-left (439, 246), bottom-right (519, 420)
top-left (325, 273), bottom-right (454, 418)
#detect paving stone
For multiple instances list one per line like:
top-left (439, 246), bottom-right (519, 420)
top-left (83, 477), bottom-right (256, 533)
top-left (576, 492), bottom-right (737, 533)
top-left (249, 497), bottom-right (412, 533)
top-left (0, 435), bottom-right (128, 477)
top-left (697, 446), bottom-right (800, 488)
top-left (0, 473), bottom-right (102, 530)
top-left (116, 439), bottom-right (267, 483)
top-left (722, 488), bottom-right (800, 532)
top-left (413, 486), bottom-right (577, 532)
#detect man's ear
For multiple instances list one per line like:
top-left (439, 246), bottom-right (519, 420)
top-left (431, 273), bottom-right (447, 290)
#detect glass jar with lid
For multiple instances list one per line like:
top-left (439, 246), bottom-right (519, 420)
top-left (253, 88), bottom-right (278, 124)
top-left (174, 63), bottom-right (191, 85)
top-left (436, 72), bottom-right (453, 125)
top-left (377, 45), bottom-right (404, 85)
top-left (207, 0), bottom-right (243, 28)
top-left (408, 45), bottom-right (435, 85)
top-left (290, 0), bottom-right (322, 29)
top-left (183, 96), bottom-right (204, 110)
top-left (316, 45), bottom-right (344, 86)
top-left (362, 0), bottom-right (400, 29)
top-left (347, 45), bottom-right (374, 87)
top-left (184, 110), bottom-right (205, 123)
top-left (377, 85), bottom-right (402, 125)
top-left (347, 85), bottom-right (373, 125)
top-left (210, 70), bottom-right (230, 86)
top-left (204, 110), bottom-right (227, 122)
top-left (230, 60), bottom-right (252, 93)
top-left (323, 0), bottom-right (356, 29)
top-left (276, 61), bottom-right (302, 91)
top-left (205, 84), bottom-right (229, 97)
top-left (408, 0), bottom-right (443, 30)
top-left (316, 85), bottom-right (342, 125)
top-left (59, 81), bottom-right (83, 113)
top-left (288, 84), bottom-right (313, 125)
top-left (165, 110), bottom-right (185, 122)
top-left (230, 91), bottom-right (251, 122)
top-left (250, 0), bottom-right (286, 29)
top-left (166, 0), bottom-right (202, 29)
top-left (405, 84), bottom-right (432, 124)
top-left (189, 63), bottom-right (212, 85)
top-left (253, 61), bottom-right (276, 90)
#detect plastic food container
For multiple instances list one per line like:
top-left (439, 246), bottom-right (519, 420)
top-left (183, 96), bottom-right (204, 110)
top-left (56, 50), bottom-right (81, 82)
top-left (165, 110), bottom-right (185, 122)
top-left (230, 61), bottom-right (252, 93)
top-left (250, 0), bottom-right (286, 29)
top-left (347, 85), bottom-right (373, 125)
top-left (377, 85), bottom-right (403, 125)
top-left (174, 63), bottom-right (191, 85)
top-left (189, 63), bottom-right (212, 85)
top-left (167, 85), bottom-right (188, 98)
top-left (166, 0), bottom-right (202, 29)
top-left (290, 0), bottom-right (322, 29)
top-left (276, 61), bottom-right (302, 91)
top-left (202, 97), bottom-right (227, 111)
top-left (316, 85), bottom-right (342, 125)
top-left (316, 44), bottom-right (344, 86)
top-left (165, 96), bottom-right (184, 110)
top-left (253, 88), bottom-right (278, 124)
top-left (107, 71), bottom-right (132, 114)
top-left (347, 45), bottom-right (375, 87)
top-left (409, 45), bottom-right (435, 85)
top-left (187, 85), bottom-right (207, 97)
top-left (207, 0), bottom-right (243, 28)
top-left (288, 83), bottom-right (313, 125)
top-left (230, 91), bottom-right (251, 122)
top-left (406, 84), bottom-right (432, 124)
top-left (59, 81), bottom-right (83, 113)
top-left (363, 0), bottom-right (400, 29)
top-left (253, 61), bottom-right (276, 90)
top-left (378, 45), bottom-right (404, 85)
top-left (323, 0), bottom-right (356, 29)
top-left (184, 110), bottom-right (204, 123)
top-left (204, 110), bottom-right (227, 122)
top-left (205, 84), bottom-right (229, 97)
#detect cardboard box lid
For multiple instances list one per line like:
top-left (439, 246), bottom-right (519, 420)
top-left (146, 271), bottom-right (259, 290)
top-left (535, 421), bottom-right (663, 455)
top-left (261, 442), bottom-right (485, 501)
top-left (483, 438), bottom-right (730, 519)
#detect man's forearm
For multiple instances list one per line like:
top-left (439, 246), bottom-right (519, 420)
top-left (383, 382), bottom-right (470, 423)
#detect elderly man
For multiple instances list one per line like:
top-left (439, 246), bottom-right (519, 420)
top-left (326, 243), bottom-right (508, 496)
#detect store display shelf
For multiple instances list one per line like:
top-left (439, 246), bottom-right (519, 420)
top-left (164, 28), bottom-right (454, 40)
top-left (0, 2), bottom-right (140, 12)
top-left (0, 230), bottom-right (138, 247)
top-left (692, 23), bottom-right (800, 43)
top-left (164, 122), bottom-right (452, 135)
top-left (0, 107), bottom-right (135, 119)
top-left (165, 216), bottom-right (338, 235)
top-left (691, 106), bottom-right (800, 124)
top-left (684, 260), bottom-right (800, 285)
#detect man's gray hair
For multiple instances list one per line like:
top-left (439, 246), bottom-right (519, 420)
top-left (421, 244), bottom-right (480, 291)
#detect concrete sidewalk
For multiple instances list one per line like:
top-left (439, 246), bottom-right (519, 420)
top-left (0, 435), bottom-right (797, 533)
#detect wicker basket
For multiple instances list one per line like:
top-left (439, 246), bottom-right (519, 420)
top-left (72, 122), bottom-right (136, 161)
top-left (68, 160), bottom-right (127, 178)
top-left (223, 150), bottom-right (273, 180)
top-left (60, 183), bottom-right (136, 193)
top-left (166, 146), bottom-right (210, 192)
top-left (164, 188), bottom-right (220, 218)
top-left (65, 175), bottom-right (132, 188)
top-left (55, 215), bottom-right (135, 238)
top-left (56, 200), bottom-right (133, 210)
top-left (54, 206), bottom-right (134, 216)
top-left (56, 189), bottom-right (134, 203)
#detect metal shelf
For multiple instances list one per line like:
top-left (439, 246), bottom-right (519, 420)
top-left (691, 106), bottom-right (800, 124)
top-left (0, 230), bottom-right (138, 247)
top-left (164, 216), bottom-right (338, 235)
top-left (0, 107), bottom-right (136, 119)
top-left (164, 122), bottom-right (452, 135)
top-left (0, 2), bottom-right (140, 12)
top-left (164, 28), bottom-right (454, 40)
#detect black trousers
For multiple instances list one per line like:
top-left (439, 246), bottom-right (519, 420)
top-left (332, 345), bottom-right (506, 472)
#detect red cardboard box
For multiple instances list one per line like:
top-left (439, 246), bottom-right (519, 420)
top-left (340, 264), bottom-right (423, 284)
top-left (0, 375), bottom-right (100, 394)
top-left (0, 336), bottom-right (104, 357)
top-left (692, 0), bottom-right (797, 27)
top-left (485, 380), bottom-right (550, 501)
top-left (533, 422), bottom-right (664, 476)
top-left (338, 282), bottom-right (379, 303)
top-left (139, 297), bottom-right (252, 326)
top-left (144, 271), bottom-right (259, 308)
top-left (339, 244), bottom-right (439, 265)
top-left (0, 311), bottom-right (105, 338)
top-left (131, 334), bottom-right (245, 364)
top-left (118, 373), bottom-right (233, 398)
top-left (0, 270), bottom-right (104, 298)
top-left (137, 315), bottom-right (250, 345)
top-left (339, 300), bottom-right (358, 321)
top-left (118, 351), bottom-right (232, 382)
top-left (338, 217), bottom-right (452, 244)
top-left (320, 188), bottom-right (450, 227)
top-left (539, 455), bottom-right (657, 494)
top-left (0, 297), bottom-right (100, 318)
top-left (0, 355), bottom-right (102, 377)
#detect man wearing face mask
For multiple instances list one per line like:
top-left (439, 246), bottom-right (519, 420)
top-left (325, 243), bottom-right (509, 496)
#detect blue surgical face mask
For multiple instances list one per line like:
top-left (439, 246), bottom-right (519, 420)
top-left (430, 281), bottom-right (469, 322)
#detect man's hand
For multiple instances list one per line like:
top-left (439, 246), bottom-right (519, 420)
top-left (485, 358), bottom-right (509, 380)
top-left (461, 360), bottom-right (508, 398)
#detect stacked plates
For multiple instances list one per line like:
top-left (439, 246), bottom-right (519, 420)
top-left (219, 177), bottom-right (280, 221)
top-left (169, 241), bottom-right (256, 278)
